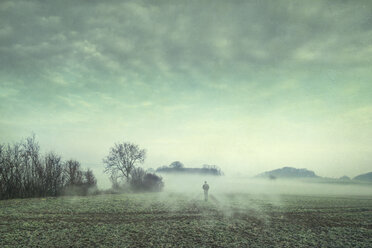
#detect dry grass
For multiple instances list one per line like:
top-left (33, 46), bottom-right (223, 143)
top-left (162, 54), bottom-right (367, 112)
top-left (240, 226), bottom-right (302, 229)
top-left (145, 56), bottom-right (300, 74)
top-left (0, 193), bottom-right (371, 247)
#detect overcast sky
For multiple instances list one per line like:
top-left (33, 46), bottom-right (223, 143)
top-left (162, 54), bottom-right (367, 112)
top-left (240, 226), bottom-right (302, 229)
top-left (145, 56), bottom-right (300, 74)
top-left (1, 0), bottom-right (372, 180)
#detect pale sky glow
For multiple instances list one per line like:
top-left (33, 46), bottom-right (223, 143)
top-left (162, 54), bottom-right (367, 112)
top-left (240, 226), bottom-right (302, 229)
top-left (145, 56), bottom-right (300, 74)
top-left (1, 0), bottom-right (372, 182)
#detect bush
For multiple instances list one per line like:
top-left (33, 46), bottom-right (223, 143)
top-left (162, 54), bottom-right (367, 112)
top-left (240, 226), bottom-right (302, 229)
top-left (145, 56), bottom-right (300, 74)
top-left (142, 173), bottom-right (164, 192)
top-left (129, 167), bottom-right (164, 192)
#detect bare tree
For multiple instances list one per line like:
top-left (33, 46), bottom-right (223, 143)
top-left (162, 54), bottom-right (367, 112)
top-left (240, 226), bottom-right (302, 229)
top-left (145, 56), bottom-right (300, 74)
top-left (103, 142), bottom-right (146, 181)
top-left (1, 142), bottom-right (23, 199)
top-left (130, 167), bottom-right (146, 190)
top-left (84, 169), bottom-right (97, 187)
top-left (64, 160), bottom-right (83, 186)
top-left (109, 170), bottom-right (120, 190)
top-left (44, 152), bottom-right (64, 196)
top-left (21, 135), bottom-right (42, 197)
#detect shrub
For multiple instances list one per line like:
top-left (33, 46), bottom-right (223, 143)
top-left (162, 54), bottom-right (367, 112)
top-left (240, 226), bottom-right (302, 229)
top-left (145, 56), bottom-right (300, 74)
top-left (142, 173), bottom-right (164, 192)
top-left (129, 167), bottom-right (164, 192)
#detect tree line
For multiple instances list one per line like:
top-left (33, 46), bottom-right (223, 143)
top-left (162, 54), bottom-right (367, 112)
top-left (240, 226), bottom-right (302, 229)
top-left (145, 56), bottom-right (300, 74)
top-left (156, 161), bottom-right (223, 175)
top-left (0, 135), bottom-right (97, 200)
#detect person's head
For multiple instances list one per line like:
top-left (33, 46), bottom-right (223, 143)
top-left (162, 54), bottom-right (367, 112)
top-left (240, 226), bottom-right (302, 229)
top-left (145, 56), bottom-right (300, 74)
top-left (204, 181), bottom-right (207, 184)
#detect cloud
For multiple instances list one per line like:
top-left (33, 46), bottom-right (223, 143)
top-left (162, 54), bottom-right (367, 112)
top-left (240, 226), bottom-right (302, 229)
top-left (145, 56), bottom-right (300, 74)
top-left (1, 0), bottom-right (372, 177)
top-left (1, 1), bottom-right (371, 90)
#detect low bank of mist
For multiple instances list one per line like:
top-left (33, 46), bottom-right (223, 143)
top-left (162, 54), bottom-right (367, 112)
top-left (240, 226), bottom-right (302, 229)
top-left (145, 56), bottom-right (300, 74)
top-left (153, 174), bottom-right (372, 220)
top-left (95, 171), bottom-right (372, 197)
top-left (160, 174), bottom-right (372, 196)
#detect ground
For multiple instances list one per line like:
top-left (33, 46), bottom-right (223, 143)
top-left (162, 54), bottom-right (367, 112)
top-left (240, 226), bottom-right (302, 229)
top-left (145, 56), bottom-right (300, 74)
top-left (0, 193), bottom-right (371, 247)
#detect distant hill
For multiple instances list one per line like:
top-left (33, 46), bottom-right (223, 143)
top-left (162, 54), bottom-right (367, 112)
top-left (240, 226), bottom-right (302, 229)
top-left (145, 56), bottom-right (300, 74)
top-left (353, 172), bottom-right (372, 182)
top-left (256, 167), bottom-right (372, 184)
top-left (156, 161), bottom-right (223, 176)
top-left (256, 167), bottom-right (318, 179)
top-left (339, 176), bottom-right (351, 181)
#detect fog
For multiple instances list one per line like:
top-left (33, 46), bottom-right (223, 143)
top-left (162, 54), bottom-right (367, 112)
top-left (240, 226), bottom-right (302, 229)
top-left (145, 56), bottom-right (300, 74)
top-left (95, 171), bottom-right (372, 197)
top-left (161, 174), bottom-right (372, 197)
top-left (127, 174), bottom-right (372, 222)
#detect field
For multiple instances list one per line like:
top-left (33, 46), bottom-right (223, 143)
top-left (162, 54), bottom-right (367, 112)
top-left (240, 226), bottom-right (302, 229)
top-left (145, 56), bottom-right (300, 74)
top-left (1, 192), bottom-right (371, 247)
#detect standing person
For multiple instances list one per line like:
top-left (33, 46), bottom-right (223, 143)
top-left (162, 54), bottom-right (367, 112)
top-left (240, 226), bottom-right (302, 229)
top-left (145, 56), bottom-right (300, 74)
top-left (202, 181), bottom-right (209, 201)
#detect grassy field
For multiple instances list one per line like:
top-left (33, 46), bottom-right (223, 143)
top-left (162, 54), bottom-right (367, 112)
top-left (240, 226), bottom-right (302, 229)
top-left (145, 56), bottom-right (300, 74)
top-left (0, 192), bottom-right (371, 247)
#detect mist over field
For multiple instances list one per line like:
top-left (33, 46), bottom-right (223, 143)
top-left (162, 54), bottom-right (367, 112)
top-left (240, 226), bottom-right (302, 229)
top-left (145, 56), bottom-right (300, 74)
top-left (92, 169), bottom-right (372, 197)
top-left (161, 174), bottom-right (372, 196)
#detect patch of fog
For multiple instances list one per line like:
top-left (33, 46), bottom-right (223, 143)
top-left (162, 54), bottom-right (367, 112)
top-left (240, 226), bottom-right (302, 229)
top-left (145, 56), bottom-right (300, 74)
top-left (94, 171), bottom-right (372, 197)
top-left (94, 170), bottom-right (112, 189)
top-left (153, 174), bottom-right (371, 223)
top-left (160, 174), bottom-right (372, 196)
top-left (60, 173), bottom-right (371, 227)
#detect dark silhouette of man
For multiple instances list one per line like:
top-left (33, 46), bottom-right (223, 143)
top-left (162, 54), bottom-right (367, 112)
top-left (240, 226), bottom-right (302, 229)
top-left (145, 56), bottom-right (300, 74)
top-left (202, 181), bottom-right (209, 201)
